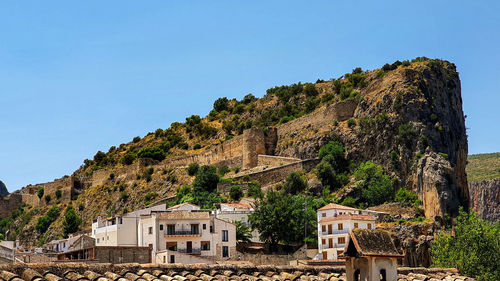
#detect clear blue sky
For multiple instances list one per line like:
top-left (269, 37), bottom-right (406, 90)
top-left (1, 1), bottom-right (499, 192)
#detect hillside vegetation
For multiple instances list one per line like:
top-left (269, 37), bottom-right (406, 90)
top-left (0, 57), bottom-right (469, 247)
top-left (466, 153), bottom-right (500, 182)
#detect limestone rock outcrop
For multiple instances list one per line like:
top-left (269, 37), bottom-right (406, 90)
top-left (468, 179), bottom-right (500, 222)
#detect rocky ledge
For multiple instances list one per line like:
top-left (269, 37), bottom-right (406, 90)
top-left (0, 263), bottom-right (474, 281)
top-left (468, 179), bottom-right (500, 222)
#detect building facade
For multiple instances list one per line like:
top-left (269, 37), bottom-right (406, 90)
top-left (317, 203), bottom-right (375, 260)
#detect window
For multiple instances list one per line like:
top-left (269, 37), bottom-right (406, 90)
top-left (170, 255), bottom-right (175, 263)
top-left (97, 238), bottom-right (100, 244)
top-left (328, 224), bottom-right (332, 234)
top-left (222, 230), bottom-right (228, 242)
top-left (337, 250), bottom-right (343, 257)
top-left (203, 224), bottom-right (206, 230)
top-left (367, 223), bottom-right (372, 229)
top-left (167, 224), bottom-right (175, 235)
top-left (222, 246), bottom-right (229, 257)
top-left (119, 217), bottom-right (123, 224)
top-left (322, 213), bottom-right (326, 217)
top-left (159, 224), bottom-right (164, 231)
top-left (322, 225), bottom-right (326, 233)
top-left (201, 241), bottom-right (210, 251)
top-left (163, 256), bottom-right (166, 263)
top-left (338, 237), bottom-right (346, 244)
top-left (338, 223), bottom-right (343, 230)
top-left (166, 242), bottom-right (177, 251)
top-left (148, 227), bottom-right (153, 234)
top-left (210, 225), bottom-right (214, 233)
top-left (354, 223), bottom-right (358, 229)
top-left (322, 239), bottom-right (326, 246)
top-left (191, 224), bottom-right (199, 234)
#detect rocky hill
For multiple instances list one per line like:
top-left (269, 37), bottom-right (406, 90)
top-left (466, 153), bottom-right (500, 222)
top-left (0, 57), bottom-right (469, 246)
top-left (0, 181), bottom-right (8, 196)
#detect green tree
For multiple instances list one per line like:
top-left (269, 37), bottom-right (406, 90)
top-left (283, 172), bottom-right (307, 195)
top-left (120, 152), bottom-right (136, 165)
top-left (318, 141), bottom-right (348, 173)
top-left (35, 205), bottom-right (60, 234)
top-left (187, 163), bottom-right (199, 176)
top-left (395, 188), bottom-right (419, 207)
top-left (247, 183), bottom-right (263, 199)
top-left (55, 190), bottom-right (62, 199)
top-left (229, 185), bottom-right (244, 201)
top-left (63, 206), bottom-right (82, 237)
top-left (137, 146), bottom-right (166, 161)
top-left (213, 97), bottom-right (229, 112)
top-left (37, 188), bottom-right (44, 199)
top-left (193, 165), bottom-right (219, 193)
top-left (432, 209), bottom-right (500, 280)
top-left (235, 221), bottom-right (252, 242)
top-left (249, 192), bottom-right (325, 251)
top-left (354, 161), bottom-right (394, 206)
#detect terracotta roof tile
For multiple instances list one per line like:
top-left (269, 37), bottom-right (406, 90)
top-left (0, 263), bottom-right (474, 281)
top-left (318, 203), bottom-right (358, 211)
top-left (318, 214), bottom-right (375, 223)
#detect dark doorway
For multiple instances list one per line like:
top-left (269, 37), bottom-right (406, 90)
top-left (187, 241), bottom-right (192, 253)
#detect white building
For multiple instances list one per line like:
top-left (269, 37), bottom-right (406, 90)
top-left (317, 203), bottom-right (375, 260)
top-left (43, 232), bottom-right (91, 253)
top-left (92, 204), bottom-right (167, 246)
top-left (139, 203), bottom-right (236, 264)
top-left (91, 203), bottom-right (236, 264)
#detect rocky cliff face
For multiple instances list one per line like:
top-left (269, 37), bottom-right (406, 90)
top-left (276, 61), bottom-right (468, 219)
top-left (468, 179), bottom-right (500, 222)
top-left (0, 181), bottom-right (8, 196)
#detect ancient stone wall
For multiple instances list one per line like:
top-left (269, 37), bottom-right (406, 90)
top-left (231, 159), bottom-right (319, 187)
top-left (276, 100), bottom-right (357, 145)
top-left (242, 129), bottom-right (267, 169)
top-left (38, 176), bottom-right (75, 206)
top-left (257, 155), bottom-right (301, 167)
top-left (0, 194), bottom-right (22, 218)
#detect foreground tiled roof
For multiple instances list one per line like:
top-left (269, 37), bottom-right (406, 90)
top-left (345, 229), bottom-right (403, 258)
top-left (0, 263), bottom-right (475, 281)
top-left (318, 214), bottom-right (375, 223)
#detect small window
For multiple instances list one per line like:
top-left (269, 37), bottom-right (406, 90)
top-left (338, 237), bottom-right (346, 244)
top-left (163, 256), bottom-right (166, 263)
top-left (148, 227), bottom-right (153, 234)
top-left (222, 246), bottom-right (229, 257)
top-left (322, 213), bottom-right (326, 217)
top-left (337, 250), bottom-right (343, 257)
top-left (159, 224), bottom-right (164, 231)
top-left (97, 238), bottom-right (100, 244)
top-left (203, 224), bottom-right (206, 230)
top-left (368, 223), bottom-right (372, 229)
top-left (119, 217), bottom-right (123, 224)
top-left (354, 223), bottom-right (358, 229)
top-left (170, 255), bottom-right (175, 263)
top-left (201, 241), bottom-right (210, 251)
top-left (322, 225), bottom-right (326, 233)
top-left (338, 223), bottom-right (343, 230)
top-left (210, 225), bottom-right (214, 233)
top-left (222, 230), bottom-right (228, 242)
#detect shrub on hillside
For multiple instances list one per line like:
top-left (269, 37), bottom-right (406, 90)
top-left (354, 161), bottom-right (394, 206)
top-left (229, 185), bottom-right (244, 201)
top-left (120, 152), bottom-right (136, 165)
top-left (193, 165), bottom-right (219, 193)
top-left (63, 205), bottom-right (82, 237)
top-left (187, 163), bottom-right (199, 176)
top-left (283, 172), bottom-right (307, 195)
top-left (395, 188), bottom-right (419, 207)
top-left (55, 190), bottom-right (62, 199)
top-left (35, 205), bottom-right (60, 234)
top-left (37, 188), bottom-right (44, 199)
top-left (247, 183), bottom-right (263, 199)
top-left (137, 146), bottom-right (166, 161)
top-left (213, 97), bottom-right (229, 112)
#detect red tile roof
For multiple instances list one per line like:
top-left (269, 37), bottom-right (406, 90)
top-left (319, 214), bottom-right (375, 223)
top-left (318, 203), bottom-right (358, 211)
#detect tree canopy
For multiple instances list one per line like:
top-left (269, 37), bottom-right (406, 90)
top-left (432, 209), bottom-right (500, 280)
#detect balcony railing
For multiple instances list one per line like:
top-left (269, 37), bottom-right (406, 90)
top-left (321, 230), bottom-right (348, 236)
top-left (165, 230), bottom-right (201, 236)
top-left (176, 248), bottom-right (201, 254)
top-left (320, 243), bottom-right (346, 250)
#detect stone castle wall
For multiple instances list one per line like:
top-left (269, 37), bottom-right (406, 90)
top-left (257, 155), bottom-right (301, 167)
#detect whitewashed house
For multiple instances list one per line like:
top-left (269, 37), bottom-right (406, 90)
top-left (139, 203), bottom-right (236, 264)
top-left (91, 204), bottom-right (167, 246)
top-left (317, 203), bottom-right (375, 260)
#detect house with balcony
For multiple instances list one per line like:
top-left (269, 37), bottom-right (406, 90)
top-left (91, 204), bottom-right (167, 246)
top-left (317, 203), bottom-right (375, 260)
top-left (138, 203), bottom-right (236, 264)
